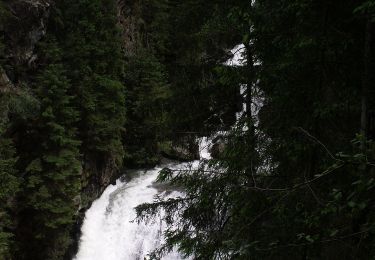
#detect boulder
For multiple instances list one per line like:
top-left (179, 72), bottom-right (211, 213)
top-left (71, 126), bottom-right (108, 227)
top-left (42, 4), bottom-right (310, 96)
top-left (160, 136), bottom-right (200, 162)
top-left (210, 135), bottom-right (226, 159)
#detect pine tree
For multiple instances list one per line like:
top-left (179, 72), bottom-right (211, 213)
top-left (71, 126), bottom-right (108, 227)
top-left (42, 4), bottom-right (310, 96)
top-left (165, 0), bottom-right (242, 134)
top-left (61, 0), bottom-right (125, 173)
top-left (0, 5), bottom-right (19, 257)
top-left (0, 96), bottom-right (19, 259)
top-left (136, 0), bottom-right (375, 259)
top-left (20, 39), bottom-right (81, 259)
top-left (123, 48), bottom-right (171, 166)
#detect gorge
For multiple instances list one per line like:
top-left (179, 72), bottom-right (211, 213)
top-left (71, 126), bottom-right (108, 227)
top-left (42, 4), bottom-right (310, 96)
top-left (1, 0), bottom-right (375, 259)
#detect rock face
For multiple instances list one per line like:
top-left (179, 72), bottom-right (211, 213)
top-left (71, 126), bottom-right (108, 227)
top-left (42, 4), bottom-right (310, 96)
top-left (210, 135), bottom-right (226, 159)
top-left (1, 0), bottom-right (52, 99)
top-left (0, 66), bottom-right (13, 92)
top-left (2, 0), bottom-right (52, 71)
top-left (67, 154), bottom-right (123, 259)
top-left (160, 136), bottom-right (200, 162)
top-left (81, 156), bottom-right (121, 208)
top-left (116, 0), bottom-right (142, 57)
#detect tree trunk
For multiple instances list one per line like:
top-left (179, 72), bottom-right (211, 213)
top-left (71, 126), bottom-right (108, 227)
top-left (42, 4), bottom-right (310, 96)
top-left (360, 14), bottom-right (372, 150)
top-left (245, 43), bottom-right (255, 138)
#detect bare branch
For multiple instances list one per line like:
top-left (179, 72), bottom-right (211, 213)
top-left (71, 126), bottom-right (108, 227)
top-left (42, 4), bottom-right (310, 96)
top-left (295, 127), bottom-right (342, 162)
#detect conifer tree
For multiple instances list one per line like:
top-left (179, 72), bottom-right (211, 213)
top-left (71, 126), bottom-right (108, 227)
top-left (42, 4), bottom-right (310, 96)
top-left (0, 97), bottom-right (19, 259)
top-left (61, 0), bottom-right (126, 168)
top-left (21, 39), bottom-right (81, 259)
top-left (0, 5), bottom-right (19, 257)
top-left (136, 0), bottom-right (375, 259)
top-left (123, 48), bottom-right (171, 165)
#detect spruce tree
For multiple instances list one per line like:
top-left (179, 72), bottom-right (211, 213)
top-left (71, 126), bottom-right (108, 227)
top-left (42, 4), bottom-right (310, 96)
top-left (0, 5), bottom-right (19, 257)
top-left (0, 96), bottom-right (19, 259)
top-left (60, 0), bottom-right (126, 180)
top-left (123, 48), bottom-right (171, 166)
top-left (136, 0), bottom-right (375, 259)
top-left (21, 39), bottom-right (81, 259)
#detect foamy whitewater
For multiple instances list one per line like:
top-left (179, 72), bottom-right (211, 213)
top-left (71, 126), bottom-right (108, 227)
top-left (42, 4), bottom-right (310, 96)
top-left (74, 138), bottom-right (212, 260)
top-left (74, 45), bottom-right (243, 260)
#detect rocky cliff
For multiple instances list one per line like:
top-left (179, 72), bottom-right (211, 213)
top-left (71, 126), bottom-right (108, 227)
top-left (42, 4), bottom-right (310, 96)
top-left (1, 0), bottom-right (51, 80)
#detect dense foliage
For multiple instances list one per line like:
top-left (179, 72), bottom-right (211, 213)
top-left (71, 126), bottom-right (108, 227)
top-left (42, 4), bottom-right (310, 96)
top-left (0, 0), bottom-right (374, 259)
top-left (17, 39), bottom-right (81, 259)
top-left (0, 0), bottom-right (128, 258)
top-left (136, 0), bottom-right (375, 259)
top-left (0, 95), bottom-right (19, 258)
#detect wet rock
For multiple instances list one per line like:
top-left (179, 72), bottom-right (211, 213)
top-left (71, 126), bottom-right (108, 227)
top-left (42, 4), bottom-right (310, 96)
top-left (210, 135), bottom-right (226, 159)
top-left (160, 136), bottom-right (200, 162)
top-left (3, 0), bottom-right (52, 68)
top-left (0, 66), bottom-right (14, 92)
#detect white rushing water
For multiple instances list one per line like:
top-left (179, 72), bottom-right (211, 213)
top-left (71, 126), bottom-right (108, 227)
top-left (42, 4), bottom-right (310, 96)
top-left (74, 43), bottom-right (244, 259)
top-left (74, 139), bottom-right (211, 260)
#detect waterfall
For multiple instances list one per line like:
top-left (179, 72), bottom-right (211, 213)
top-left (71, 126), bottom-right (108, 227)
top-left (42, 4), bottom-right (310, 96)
top-left (74, 166), bottom-right (183, 260)
top-left (74, 43), bottom-right (244, 259)
top-left (74, 138), bottom-right (212, 260)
